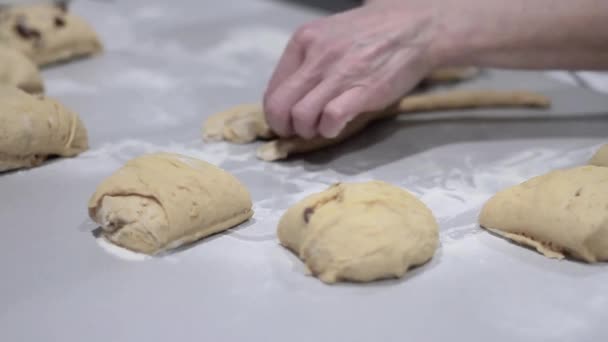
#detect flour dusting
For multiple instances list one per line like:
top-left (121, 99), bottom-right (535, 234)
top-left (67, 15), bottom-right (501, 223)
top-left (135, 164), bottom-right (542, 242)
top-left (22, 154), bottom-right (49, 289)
top-left (201, 26), bottom-right (290, 77)
top-left (398, 142), bottom-right (602, 243)
top-left (96, 236), bottom-right (151, 262)
top-left (111, 69), bottom-right (178, 91)
top-left (58, 138), bottom-right (252, 177)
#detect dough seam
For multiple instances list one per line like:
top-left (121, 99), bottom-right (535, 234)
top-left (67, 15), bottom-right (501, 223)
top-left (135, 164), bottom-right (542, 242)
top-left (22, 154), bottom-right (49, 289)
top-left (89, 153), bottom-right (254, 255)
top-left (254, 90), bottom-right (551, 161)
top-left (485, 227), bottom-right (565, 259)
top-left (160, 207), bottom-right (253, 252)
top-left (64, 110), bottom-right (78, 150)
top-left (94, 195), bottom-right (254, 245)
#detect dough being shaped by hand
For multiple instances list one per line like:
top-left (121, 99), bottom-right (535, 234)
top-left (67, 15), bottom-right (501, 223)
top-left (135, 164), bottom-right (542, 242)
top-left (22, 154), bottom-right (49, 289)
top-left (589, 144), bottom-right (608, 167)
top-left (203, 90), bottom-right (550, 162)
top-left (202, 103), bottom-right (274, 143)
top-left (88, 153), bottom-right (253, 255)
top-left (0, 85), bottom-right (88, 172)
top-left (0, 3), bottom-right (102, 66)
top-left (0, 46), bottom-right (44, 93)
top-left (278, 181), bottom-right (439, 284)
top-left (479, 165), bottom-right (608, 262)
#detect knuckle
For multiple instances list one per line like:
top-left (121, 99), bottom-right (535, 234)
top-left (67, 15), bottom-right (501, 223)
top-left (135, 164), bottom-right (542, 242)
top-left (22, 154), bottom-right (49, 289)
top-left (372, 81), bottom-right (393, 98)
top-left (351, 56), bottom-right (372, 72)
top-left (293, 24), bottom-right (319, 47)
top-left (339, 57), bottom-right (371, 78)
top-left (324, 104), bottom-right (347, 123)
top-left (263, 96), bottom-right (285, 120)
top-left (314, 40), bottom-right (340, 59)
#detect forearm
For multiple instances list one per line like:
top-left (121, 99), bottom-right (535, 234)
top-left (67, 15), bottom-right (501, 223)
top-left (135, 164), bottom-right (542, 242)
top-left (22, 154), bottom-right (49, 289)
top-left (432, 0), bottom-right (608, 70)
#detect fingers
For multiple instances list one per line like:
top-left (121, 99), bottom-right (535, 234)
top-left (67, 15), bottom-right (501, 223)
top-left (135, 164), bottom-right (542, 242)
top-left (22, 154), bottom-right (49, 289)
top-left (318, 86), bottom-right (371, 138)
top-left (262, 40), bottom-right (304, 137)
top-left (264, 37), bottom-right (304, 100)
top-left (290, 76), bottom-right (345, 139)
top-left (263, 25), bottom-right (321, 137)
top-left (263, 64), bottom-right (323, 137)
top-left (263, 3), bottom-right (434, 139)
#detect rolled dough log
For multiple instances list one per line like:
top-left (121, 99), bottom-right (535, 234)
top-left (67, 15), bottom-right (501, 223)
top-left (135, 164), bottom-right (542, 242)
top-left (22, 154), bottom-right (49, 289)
top-left (278, 181), bottom-right (439, 284)
top-left (0, 45), bottom-right (44, 93)
top-left (0, 85), bottom-right (88, 172)
top-left (201, 67), bottom-right (481, 144)
top-left (88, 153), bottom-right (253, 255)
top-left (589, 144), bottom-right (608, 167)
top-left (202, 90), bottom-right (550, 161)
top-left (0, 3), bottom-right (102, 66)
top-left (423, 67), bottom-right (479, 84)
top-left (479, 165), bottom-right (608, 262)
top-left (258, 90), bottom-right (550, 161)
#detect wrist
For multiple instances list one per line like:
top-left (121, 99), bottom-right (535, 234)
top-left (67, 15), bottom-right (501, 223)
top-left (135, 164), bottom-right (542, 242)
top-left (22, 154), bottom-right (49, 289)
top-left (426, 1), bottom-right (477, 68)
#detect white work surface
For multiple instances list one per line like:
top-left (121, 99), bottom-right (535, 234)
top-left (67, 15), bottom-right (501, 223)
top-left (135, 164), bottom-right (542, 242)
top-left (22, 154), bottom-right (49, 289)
top-left (1, 1), bottom-right (608, 341)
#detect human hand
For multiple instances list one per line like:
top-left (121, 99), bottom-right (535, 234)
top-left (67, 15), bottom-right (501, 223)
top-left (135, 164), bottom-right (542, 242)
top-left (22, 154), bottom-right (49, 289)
top-left (263, 1), bottom-right (441, 139)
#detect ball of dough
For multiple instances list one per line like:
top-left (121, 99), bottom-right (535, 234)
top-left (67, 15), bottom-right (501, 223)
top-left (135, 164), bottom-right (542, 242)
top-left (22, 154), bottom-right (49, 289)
top-left (479, 165), bottom-right (608, 262)
top-left (88, 153), bottom-right (254, 255)
top-left (0, 46), bottom-right (44, 93)
top-left (278, 181), bottom-right (439, 284)
top-left (589, 144), bottom-right (608, 167)
top-left (0, 85), bottom-right (88, 172)
top-left (0, 3), bottom-right (103, 66)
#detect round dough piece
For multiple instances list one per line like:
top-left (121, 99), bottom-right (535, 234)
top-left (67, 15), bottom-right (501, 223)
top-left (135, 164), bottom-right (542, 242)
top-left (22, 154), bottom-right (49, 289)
top-left (0, 85), bottom-right (88, 172)
top-left (88, 153), bottom-right (254, 255)
top-left (479, 165), bottom-right (608, 262)
top-left (0, 3), bottom-right (103, 66)
top-left (589, 144), bottom-right (608, 167)
top-left (278, 181), bottom-right (439, 284)
top-left (0, 46), bottom-right (44, 93)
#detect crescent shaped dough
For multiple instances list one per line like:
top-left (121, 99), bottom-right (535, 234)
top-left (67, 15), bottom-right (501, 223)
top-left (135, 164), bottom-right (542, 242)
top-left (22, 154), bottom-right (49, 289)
top-left (0, 85), bottom-right (88, 172)
top-left (0, 46), bottom-right (44, 93)
top-left (479, 165), bottom-right (608, 262)
top-left (0, 4), bottom-right (103, 66)
top-left (278, 181), bottom-right (439, 284)
top-left (589, 144), bottom-right (608, 167)
top-left (88, 153), bottom-right (253, 255)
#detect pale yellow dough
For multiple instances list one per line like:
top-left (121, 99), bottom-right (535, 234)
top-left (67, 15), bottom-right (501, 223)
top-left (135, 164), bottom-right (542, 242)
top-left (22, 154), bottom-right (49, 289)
top-left (202, 103), bottom-right (273, 143)
top-left (0, 46), bottom-right (44, 93)
top-left (278, 181), bottom-right (439, 284)
top-left (88, 153), bottom-right (254, 255)
top-left (0, 4), bottom-right (102, 66)
top-left (479, 165), bottom-right (608, 262)
top-left (423, 67), bottom-right (480, 84)
top-left (202, 90), bottom-right (549, 162)
top-left (589, 144), bottom-right (608, 167)
top-left (0, 85), bottom-right (88, 172)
